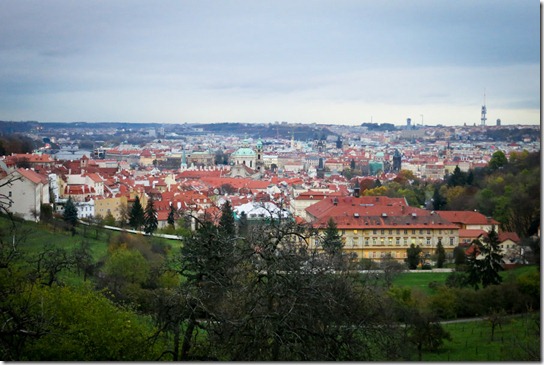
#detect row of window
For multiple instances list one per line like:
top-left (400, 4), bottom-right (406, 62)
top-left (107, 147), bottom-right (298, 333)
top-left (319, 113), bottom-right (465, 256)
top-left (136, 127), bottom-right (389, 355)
top-left (343, 229), bottom-right (455, 236)
top-left (345, 236), bottom-right (456, 246)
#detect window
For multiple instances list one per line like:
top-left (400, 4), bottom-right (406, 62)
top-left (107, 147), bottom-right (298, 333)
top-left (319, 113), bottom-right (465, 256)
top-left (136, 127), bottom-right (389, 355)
top-left (8, 191), bottom-right (12, 198)
top-left (427, 229), bottom-right (431, 234)
top-left (389, 229), bottom-right (393, 234)
top-left (381, 229), bottom-right (385, 235)
top-left (412, 230), bottom-right (416, 234)
top-left (419, 229), bottom-right (423, 234)
top-left (404, 229), bottom-right (408, 234)
top-left (388, 238), bottom-right (393, 245)
top-left (397, 229), bottom-right (400, 234)
top-left (373, 229), bottom-right (377, 234)
top-left (365, 238), bottom-right (369, 246)
top-left (450, 237), bottom-right (455, 246)
top-left (426, 238), bottom-right (431, 245)
top-left (396, 238), bottom-right (400, 245)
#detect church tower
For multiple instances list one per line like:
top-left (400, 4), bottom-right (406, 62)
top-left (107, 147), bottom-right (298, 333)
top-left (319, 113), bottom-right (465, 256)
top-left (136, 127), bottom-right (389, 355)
top-left (256, 138), bottom-right (264, 171)
top-left (392, 149), bottom-right (402, 172)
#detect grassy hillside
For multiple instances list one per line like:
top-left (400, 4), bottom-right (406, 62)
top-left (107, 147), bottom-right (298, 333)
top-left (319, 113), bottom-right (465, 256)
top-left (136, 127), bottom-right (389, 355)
top-left (423, 313), bottom-right (539, 361)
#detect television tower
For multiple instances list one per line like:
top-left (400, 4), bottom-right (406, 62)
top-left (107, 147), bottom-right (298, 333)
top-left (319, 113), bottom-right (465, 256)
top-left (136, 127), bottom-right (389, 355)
top-left (480, 91), bottom-right (487, 126)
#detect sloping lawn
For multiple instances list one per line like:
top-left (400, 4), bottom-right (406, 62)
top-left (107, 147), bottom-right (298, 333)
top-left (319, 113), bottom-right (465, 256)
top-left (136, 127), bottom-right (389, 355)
top-left (392, 272), bottom-right (451, 294)
top-left (422, 313), bottom-right (539, 361)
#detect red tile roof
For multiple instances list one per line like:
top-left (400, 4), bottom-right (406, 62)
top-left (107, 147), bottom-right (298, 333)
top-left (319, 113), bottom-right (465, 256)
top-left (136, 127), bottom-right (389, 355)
top-left (436, 211), bottom-right (499, 226)
top-left (17, 168), bottom-right (48, 184)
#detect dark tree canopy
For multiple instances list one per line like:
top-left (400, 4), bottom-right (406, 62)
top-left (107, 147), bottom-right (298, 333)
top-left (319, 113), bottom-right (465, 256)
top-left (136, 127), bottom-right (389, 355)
top-left (321, 217), bottom-right (343, 256)
top-left (143, 197), bottom-right (158, 235)
top-left (167, 204), bottom-right (177, 227)
top-left (218, 200), bottom-right (236, 237)
top-left (435, 239), bottom-right (446, 268)
top-left (128, 196), bottom-right (145, 231)
top-left (63, 197), bottom-right (78, 227)
top-left (405, 244), bottom-right (422, 270)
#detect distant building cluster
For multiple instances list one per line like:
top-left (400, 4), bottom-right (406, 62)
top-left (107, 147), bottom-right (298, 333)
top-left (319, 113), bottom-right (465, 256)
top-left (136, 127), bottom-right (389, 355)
top-left (0, 122), bottom-right (539, 265)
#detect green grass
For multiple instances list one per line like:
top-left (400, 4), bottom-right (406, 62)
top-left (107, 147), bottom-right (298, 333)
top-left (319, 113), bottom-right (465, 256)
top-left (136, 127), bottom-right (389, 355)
top-left (390, 265), bottom-right (539, 295)
top-left (392, 272), bottom-right (451, 294)
top-left (0, 214), bottom-right (183, 285)
top-left (422, 313), bottom-right (540, 361)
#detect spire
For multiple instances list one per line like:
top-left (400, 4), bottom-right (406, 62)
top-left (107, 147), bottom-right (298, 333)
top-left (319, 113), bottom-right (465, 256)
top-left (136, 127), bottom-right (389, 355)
top-left (180, 148), bottom-right (187, 170)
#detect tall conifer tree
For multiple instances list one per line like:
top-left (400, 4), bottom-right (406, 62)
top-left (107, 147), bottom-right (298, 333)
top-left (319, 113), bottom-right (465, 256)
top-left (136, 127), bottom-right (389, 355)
top-left (144, 197), bottom-right (158, 235)
top-left (128, 196), bottom-right (145, 231)
top-left (63, 196), bottom-right (78, 227)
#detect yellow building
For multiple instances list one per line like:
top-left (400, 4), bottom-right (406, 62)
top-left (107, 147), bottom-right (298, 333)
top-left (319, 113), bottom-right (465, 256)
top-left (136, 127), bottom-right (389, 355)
top-left (306, 196), bottom-right (459, 262)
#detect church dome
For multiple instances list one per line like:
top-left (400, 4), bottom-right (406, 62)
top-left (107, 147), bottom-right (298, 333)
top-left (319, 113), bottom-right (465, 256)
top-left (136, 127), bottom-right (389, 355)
top-left (233, 147), bottom-right (256, 157)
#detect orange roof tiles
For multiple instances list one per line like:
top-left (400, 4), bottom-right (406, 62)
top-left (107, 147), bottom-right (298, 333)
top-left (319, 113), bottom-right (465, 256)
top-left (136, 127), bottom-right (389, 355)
top-left (17, 168), bottom-right (48, 184)
top-left (436, 211), bottom-right (499, 226)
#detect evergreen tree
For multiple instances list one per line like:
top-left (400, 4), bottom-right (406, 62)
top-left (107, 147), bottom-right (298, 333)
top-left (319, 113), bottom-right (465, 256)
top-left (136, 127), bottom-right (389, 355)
top-left (405, 244), bottom-right (422, 270)
top-left (465, 239), bottom-right (482, 289)
top-left (143, 197), bottom-right (158, 235)
top-left (321, 217), bottom-right (343, 256)
top-left (432, 187), bottom-right (446, 210)
top-left (466, 169), bottom-right (474, 186)
top-left (453, 246), bottom-right (466, 270)
top-left (128, 196), bottom-right (145, 231)
top-left (465, 228), bottom-right (503, 289)
top-left (479, 226), bottom-right (504, 288)
top-left (435, 239), bottom-right (446, 268)
top-left (218, 200), bottom-right (236, 237)
top-left (238, 211), bottom-right (248, 237)
top-left (447, 165), bottom-right (466, 187)
top-left (167, 204), bottom-right (177, 228)
top-left (63, 197), bottom-right (78, 227)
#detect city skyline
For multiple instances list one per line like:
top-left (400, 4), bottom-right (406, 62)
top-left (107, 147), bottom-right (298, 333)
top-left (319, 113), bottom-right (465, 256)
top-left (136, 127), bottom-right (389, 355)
top-left (0, 0), bottom-right (539, 126)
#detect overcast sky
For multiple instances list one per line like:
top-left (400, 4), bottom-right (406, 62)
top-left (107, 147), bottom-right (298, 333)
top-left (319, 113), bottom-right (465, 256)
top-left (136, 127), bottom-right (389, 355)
top-left (0, 0), bottom-right (539, 126)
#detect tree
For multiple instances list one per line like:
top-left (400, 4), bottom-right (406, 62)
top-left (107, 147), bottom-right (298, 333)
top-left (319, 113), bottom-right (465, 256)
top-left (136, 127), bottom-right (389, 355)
top-left (144, 197), bottom-right (158, 235)
top-left (465, 227), bottom-right (503, 289)
top-left (432, 186), bottom-right (446, 210)
top-left (453, 246), bottom-right (466, 270)
top-left (73, 239), bottom-right (94, 282)
top-left (237, 211), bottom-right (248, 237)
top-left (447, 165), bottom-right (466, 187)
top-left (435, 239), bottom-right (446, 268)
top-left (128, 196), bottom-right (145, 231)
top-left (63, 197), bottom-right (78, 228)
top-left (479, 227), bottom-right (504, 288)
top-left (218, 200), bottom-right (236, 237)
top-left (39, 203), bottom-right (53, 223)
top-left (488, 150), bottom-right (508, 171)
top-left (380, 254), bottom-right (405, 287)
top-left (407, 310), bottom-right (451, 361)
top-left (167, 204), bottom-right (177, 228)
top-left (321, 217), bottom-right (343, 256)
top-left (405, 244), bottom-right (422, 270)
top-left (100, 247), bottom-right (150, 301)
top-left (176, 218), bottom-right (405, 361)
top-left (15, 286), bottom-right (163, 360)
top-left (103, 211), bottom-right (116, 226)
top-left (117, 202), bottom-right (130, 227)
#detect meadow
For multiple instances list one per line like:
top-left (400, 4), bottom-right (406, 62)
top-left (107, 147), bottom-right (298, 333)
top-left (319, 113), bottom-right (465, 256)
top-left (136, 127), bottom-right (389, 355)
top-left (423, 313), bottom-right (539, 361)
